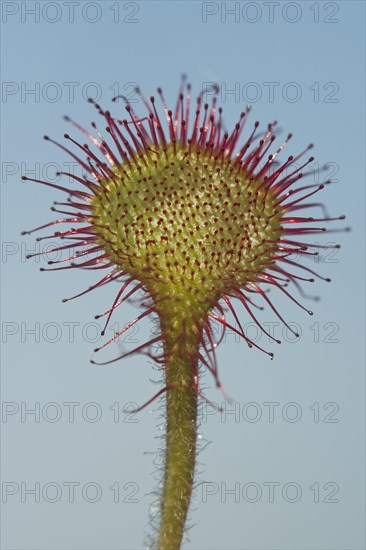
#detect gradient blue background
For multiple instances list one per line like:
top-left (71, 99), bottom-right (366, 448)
top-left (1, 1), bottom-right (365, 548)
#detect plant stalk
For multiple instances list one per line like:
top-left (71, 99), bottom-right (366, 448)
top-left (157, 313), bottom-right (200, 549)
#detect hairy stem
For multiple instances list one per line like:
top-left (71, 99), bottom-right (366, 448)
top-left (157, 313), bottom-right (200, 549)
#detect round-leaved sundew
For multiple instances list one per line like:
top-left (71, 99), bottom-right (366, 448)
top-left (23, 77), bottom-right (346, 549)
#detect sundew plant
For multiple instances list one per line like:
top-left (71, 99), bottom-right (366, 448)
top-left (23, 78), bottom-right (344, 549)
